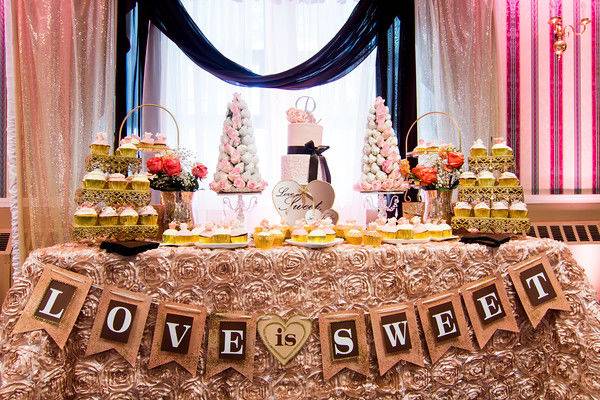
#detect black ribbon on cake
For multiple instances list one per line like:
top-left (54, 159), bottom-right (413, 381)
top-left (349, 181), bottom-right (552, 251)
top-left (287, 140), bottom-right (331, 183)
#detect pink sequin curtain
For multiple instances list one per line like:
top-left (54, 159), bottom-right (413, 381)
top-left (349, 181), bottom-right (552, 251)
top-left (9, 0), bottom-right (116, 270)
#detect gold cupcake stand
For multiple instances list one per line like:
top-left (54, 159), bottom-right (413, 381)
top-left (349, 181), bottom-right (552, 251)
top-left (467, 155), bottom-right (515, 173)
top-left (75, 188), bottom-right (151, 208)
top-left (457, 186), bottom-right (524, 203)
top-left (73, 225), bottom-right (159, 241)
top-left (85, 154), bottom-right (141, 175)
top-left (451, 217), bottom-right (530, 235)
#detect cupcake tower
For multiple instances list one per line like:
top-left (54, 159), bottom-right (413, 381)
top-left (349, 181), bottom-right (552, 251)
top-left (451, 138), bottom-right (530, 235)
top-left (73, 133), bottom-right (159, 241)
top-left (357, 97), bottom-right (406, 192)
top-left (210, 93), bottom-right (268, 193)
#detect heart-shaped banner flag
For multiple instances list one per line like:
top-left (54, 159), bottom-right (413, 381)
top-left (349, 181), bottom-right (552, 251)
top-left (257, 315), bottom-right (312, 365)
top-left (272, 180), bottom-right (336, 224)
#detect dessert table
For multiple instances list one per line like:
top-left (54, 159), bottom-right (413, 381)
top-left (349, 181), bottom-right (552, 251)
top-left (1, 238), bottom-right (599, 399)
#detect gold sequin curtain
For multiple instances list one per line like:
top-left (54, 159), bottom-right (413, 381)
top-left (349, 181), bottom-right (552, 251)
top-left (415, 0), bottom-right (499, 150)
top-left (10, 0), bottom-right (116, 269)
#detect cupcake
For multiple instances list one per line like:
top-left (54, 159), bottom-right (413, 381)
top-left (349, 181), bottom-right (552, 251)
top-left (439, 223), bottom-right (452, 238)
top-left (198, 223), bottom-right (215, 243)
top-left (119, 206), bottom-right (139, 225)
top-left (117, 141), bottom-right (138, 157)
top-left (74, 204), bottom-right (98, 226)
top-left (231, 224), bottom-right (248, 243)
top-left (323, 225), bottom-right (336, 242)
top-left (270, 228), bottom-right (286, 246)
top-left (190, 225), bottom-right (202, 243)
top-left (429, 224), bottom-right (445, 239)
top-left (98, 206), bottom-right (118, 226)
top-left (291, 226), bottom-right (308, 242)
top-left (491, 140), bottom-right (513, 157)
top-left (491, 201), bottom-right (509, 218)
top-left (396, 218), bottom-right (414, 239)
top-left (453, 202), bottom-right (472, 218)
top-left (83, 169), bottom-right (107, 189)
top-left (254, 231), bottom-right (274, 249)
top-left (90, 132), bottom-right (110, 156)
top-left (155, 133), bottom-right (168, 147)
top-left (469, 138), bottom-right (487, 157)
top-left (334, 223), bottom-right (347, 239)
top-left (477, 170), bottom-right (496, 187)
top-left (108, 173), bottom-right (128, 190)
top-left (308, 228), bottom-right (326, 244)
top-left (459, 171), bottom-right (477, 187)
top-left (473, 202), bottom-right (491, 218)
top-left (254, 219), bottom-right (270, 235)
top-left (213, 227), bottom-right (231, 243)
top-left (378, 220), bottom-right (398, 240)
top-left (498, 171), bottom-right (520, 187)
top-left (138, 205), bottom-right (158, 225)
top-left (177, 223), bottom-right (193, 244)
top-left (363, 223), bottom-right (382, 246)
top-left (163, 222), bottom-right (178, 244)
top-left (509, 201), bottom-right (529, 218)
top-left (412, 223), bottom-right (429, 240)
top-left (140, 132), bottom-right (155, 146)
top-left (345, 227), bottom-right (363, 245)
top-left (131, 173), bottom-right (150, 191)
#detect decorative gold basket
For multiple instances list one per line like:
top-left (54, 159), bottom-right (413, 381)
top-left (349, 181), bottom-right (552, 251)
top-left (75, 188), bottom-right (152, 208)
top-left (117, 103), bottom-right (181, 151)
top-left (457, 186), bottom-right (524, 204)
top-left (404, 111), bottom-right (463, 156)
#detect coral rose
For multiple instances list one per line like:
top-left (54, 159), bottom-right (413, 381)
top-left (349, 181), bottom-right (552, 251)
top-left (191, 163), bottom-right (208, 179)
top-left (447, 151), bottom-right (464, 169)
top-left (162, 157), bottom-right (182, 176)
top-left (412, 165), bottom-right (437, 186)
top-left (146, 157), bottom-right (163, 174)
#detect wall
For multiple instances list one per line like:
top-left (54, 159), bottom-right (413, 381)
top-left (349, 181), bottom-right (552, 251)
top-left (496, 0), bottom-right (599, 195)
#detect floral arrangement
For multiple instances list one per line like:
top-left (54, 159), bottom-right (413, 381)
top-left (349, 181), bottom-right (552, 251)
top-left (400, 144), bottom-right (464, 190)
top-left (146, 150), bottom-right (208, 192)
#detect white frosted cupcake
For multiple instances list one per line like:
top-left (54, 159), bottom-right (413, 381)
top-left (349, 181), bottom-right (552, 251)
top-left (213, 227), bottom-right (232, 243)
top-left (74, 205), bottom-right (98, 226)
top-left (177, 223), bottom-right (193, 244)
top-left (131, 173), bottom-right (150, 191)
top-left (83, 169), bottom-right (107, 189)
top-left (438, 222), bottom-right (452, 238)
top-left (470, 138), bottom-right (487, 157)
top-left (119, 206), bottom-right (138, 225)
top-left (308, 228), bottom-right (327, 243)
top-left (99, 206), bottom-right (118, 226)
top-left (396, 218), bottom-right (414, 239)
top-left (108, 173), bottom-right (127, 190)
top-left (117, 141), bottom-right (138, 157)
top-left (459, 171), bottom-right (477, 187)
top-left (509, 201), bottom-right (529, 218)
top-left (453, 201), bottom-right (472, 218)
top-left (491, 201), bottom-right (509, 218)
top-left (491, 141), bottom-right (513, 157)
top-left (378, 220), bottom-right (398, 240)
top-left (162, 222), bottom-right (178, 244)
top-left (498, 171), bottom-right (519, 187)
top-left (413, 223), bottom-right (429, 240)
top-left (138, 205), bottom-right (158, 225)
top-left (474, 202), bottom-right (491, 218)
top-left (90, 132), bottom-right (110, 156)
top-left (477, 170), bottom-right (496, 187)
top-left (231, 223), bottom-right (248, 243)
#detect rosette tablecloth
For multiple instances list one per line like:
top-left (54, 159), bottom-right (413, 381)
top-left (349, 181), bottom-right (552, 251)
top-left (0, 238), bottom-right (599, 399)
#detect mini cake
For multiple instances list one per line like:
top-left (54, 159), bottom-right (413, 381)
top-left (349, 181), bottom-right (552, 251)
top-left (454, 201), bottom-right (472, 217)
top-left (469, 138), bottom-right (487, 157)
top-left (345, 227), bottom-right (363, 245)
top-left (163, 222), bottom-right (179, 244)
top-left (491, 201), bottom-right (509, 218)
top-left (177, 223), bottom-right (194, 244)
top-left (477, 170), bottom-right (496, 187)
top-left (140, 132), bottom-right (155, 146)
top-left (138, 205), bottom-right (158, 225)
top-left (90, 132), bottom-right (110, 156)
top-left (396, 218), bottom-right (414, 239)
top-left (231, 224), bottom-right (248, 243)
top-left (474, 202), bottom-right (491, 218)
top-left (131, 173), bottom-right (150, 191)
top-left (378, 220), bottom-right (398, 240)
top-left (307, 228), bottom-right (326, 244)
top-left (213, 227), bottom-right (231, 243)
top-left (119, 206), bottom-right (138, 225)
top-left (509, 201), bottom-right (529, 218)
top-left (254, 231), bottom-right (274, 249)
top-left (291, 226), bottom-right (308, 242)
top-left (459, 171), bottom-right (477, 187)
top-left (363, 223), bottom-right (382, 246)
top-left (99, 206), bottom-right (118, 226)
top-left (108, 173), bottom-right (127, 190)
top-left (199, 224), bottom-right (215, 243)
top-left (491, 140), bottom-right (513, 157)
top-left (270, 228), bottom-right (285, 246)
top-left (83, 169), bottom-right (107, 189)
top-left (412, 223), bottom-right (429, 240)
top-left (498, 171), bottom-right (520, 186)
top-left (74, 205), bottom-right (97, 226)
top-left (117, 140), bottom-right (138, 157)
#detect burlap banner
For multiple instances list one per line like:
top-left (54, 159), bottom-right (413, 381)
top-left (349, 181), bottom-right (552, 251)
top-left (11, 252), bottom-right (571, 379)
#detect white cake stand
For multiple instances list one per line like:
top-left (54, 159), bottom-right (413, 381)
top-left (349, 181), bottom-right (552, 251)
top-left (218, 192), bottom-right (260, 225)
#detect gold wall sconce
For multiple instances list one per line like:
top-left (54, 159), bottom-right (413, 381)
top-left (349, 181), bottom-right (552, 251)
top-left (548, 16), bottom-right (591, 59)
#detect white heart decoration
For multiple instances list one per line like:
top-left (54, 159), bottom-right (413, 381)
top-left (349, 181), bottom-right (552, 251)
top-left (272, 180), bottom-right (335, 225)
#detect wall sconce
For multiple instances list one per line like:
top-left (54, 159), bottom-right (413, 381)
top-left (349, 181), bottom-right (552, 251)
top-left (548, 16), bottom-right (591, 59)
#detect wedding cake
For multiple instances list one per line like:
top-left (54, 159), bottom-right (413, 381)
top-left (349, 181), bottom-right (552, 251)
top-left (209, 93), bottom-right (267, 193)
top-left (357, 97), bottom-right (406, 192)
top-left (281, 96), bottom-right (330, 184)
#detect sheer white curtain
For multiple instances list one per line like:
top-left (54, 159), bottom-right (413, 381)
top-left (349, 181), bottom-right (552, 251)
top-left (415, 0), bottom-right (499, 151)
top-left (143, 0), bottom-right (376, 227)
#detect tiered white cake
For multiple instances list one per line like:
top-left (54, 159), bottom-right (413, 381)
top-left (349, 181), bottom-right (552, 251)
top-left (281, 97), bottom-right (328, 184)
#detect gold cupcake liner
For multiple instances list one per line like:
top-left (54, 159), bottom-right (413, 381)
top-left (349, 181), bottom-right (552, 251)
top-left (451, 216), bottom-right (530, 235)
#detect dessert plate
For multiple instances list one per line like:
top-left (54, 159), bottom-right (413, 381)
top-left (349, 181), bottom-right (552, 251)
top-left (285, 238), bottom-right (343, 249)
top-left (159, 242), bottom-right (197, 247)
top-left (383, 238), bottom-right (430, 245)
top-left (430, 235), bottom-right (460, 242)
top-left (195, 241), bottom-right (249, 249)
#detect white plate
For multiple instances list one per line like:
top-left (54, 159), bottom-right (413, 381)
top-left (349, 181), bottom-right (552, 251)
top-left (285, 238), bottom-right (344, 249)
top-left (430, 235), bottom-right (460, 242)
top-left (159, 242), bottom-right (196, 247)
top-left (383, 238), bottom-right (430, 245)
top-left (195, 242), bottom-right (249, 249)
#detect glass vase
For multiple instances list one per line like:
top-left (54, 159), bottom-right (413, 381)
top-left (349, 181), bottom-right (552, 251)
top-left (422, 189), bottom-right (453, 223)
top-left (160, 191), bottom-right (194, 226)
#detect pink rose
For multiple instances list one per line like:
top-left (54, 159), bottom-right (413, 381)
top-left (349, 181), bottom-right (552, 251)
top-left (233, 178), bottom-right (245, 189)
top-left (389, 169), bottom-right (399, 180)
top-left (372, 180), bottom-right (382, 191)
top-left (382, 159), bottom-right (393, 173)
top-left (228, 172), bottom-right (241, 182)
top-left (218, 160), bottom-right (233, 173)
top-left (382, 180), bottom-right (394, 190)
top-left (247, 180), bottom-right (258, 190)
top-left (230, 167), bottom-right (241, 175)
top-left (225, 143), bottom-right (234, 154)
top-left (383, 128), bottom-right (394, 138)
top-left (376, 137), bottom-right (385, 147)
top-left (221, 180), bottom-right (233, 191)
top-left (380, 146), bottom-right (390, 157)
top-left (232, 115), bottom-right (242, 129)
top-left (230, 155), bottom-right (241, 164)
top-left (360, 182), bottom-right (373, 191)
